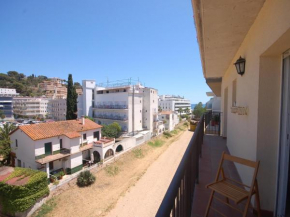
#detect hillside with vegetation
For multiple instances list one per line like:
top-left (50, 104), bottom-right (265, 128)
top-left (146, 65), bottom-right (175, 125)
top-left (0, 71), bottom-right (81, 97)
top-left (0, 71), bottom-right (48, 96)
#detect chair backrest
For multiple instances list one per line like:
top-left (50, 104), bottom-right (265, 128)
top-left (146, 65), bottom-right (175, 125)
top-left (215, 152), bottom-right (260, 191)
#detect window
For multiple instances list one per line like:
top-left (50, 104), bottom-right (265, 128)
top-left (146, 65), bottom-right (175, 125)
top-left (232, 79), bottom-right (237, 106)
top-left (60, 139), bottom-right (63, 149)
top-left (17, 159), bottom-right (21, 167)
top-left (16, 139), bottom-right (18, 147)
top-left (140, 110), bottom-right (142, 113)
top-left (23, 162), bottom-right (25, 168)
top-left (83, 134), bottom-right (87, 140)
top-left (93, 131), bottom-right (100, 140)
top-left (140, 120), bottom-right (142, 123)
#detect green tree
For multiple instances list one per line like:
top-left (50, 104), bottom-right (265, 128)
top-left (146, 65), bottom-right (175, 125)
top-left (0, 123), bottom-right (16, 165)
top-left (193, 102), bottom-right (206, 118)
top-left (102, 122), bottom-right (122, 138)
top-left (158, 106), bottom-right (162, 112)
top-left (0, 110), bottom-right (5, 120)
top-left (178, 107), bottom-right (183, 116)
top-left (184, 107), bottom-right (190, 114)
top-left (66, 74), bottom-right (78, 120)
top-left (84, 116), bottom-right (94, 122)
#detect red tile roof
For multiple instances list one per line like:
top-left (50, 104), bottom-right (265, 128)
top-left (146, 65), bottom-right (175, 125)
top-left (160, 111), bottom-right (173, 115)
top-left (12, 119), bottom-right (102, 141)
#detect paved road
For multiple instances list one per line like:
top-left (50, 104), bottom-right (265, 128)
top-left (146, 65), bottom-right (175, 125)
top-left (107, 130), bottom-right (194, 217)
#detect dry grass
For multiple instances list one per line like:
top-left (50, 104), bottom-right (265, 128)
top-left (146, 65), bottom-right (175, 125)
top-left (33, 122), bottom-right (187, 217)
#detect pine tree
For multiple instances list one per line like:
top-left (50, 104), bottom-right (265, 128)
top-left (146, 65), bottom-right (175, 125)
top-left (66, 74), bottom-right (78, 120)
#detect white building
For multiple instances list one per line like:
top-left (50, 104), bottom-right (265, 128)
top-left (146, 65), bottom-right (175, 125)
top-left (78, 79), bottom-right (159, 135)
top-left (47, 98), bottom-right (66, 121)
top-left (0, 88), bottom-right (19, 120)
top-left (13, 97), bottom-right (49, 119)
top-left (10, 118), bottom-right (103, 177)
top-left (159, 95), bottom-right (191, 114)
top-left (205, 92), bottom-right (221, 112)
top-left (158, 111), bottom-right (179, 131)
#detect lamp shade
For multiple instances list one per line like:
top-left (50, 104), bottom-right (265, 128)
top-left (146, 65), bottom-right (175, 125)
top-left (234, 56), bottom-right (246, 75)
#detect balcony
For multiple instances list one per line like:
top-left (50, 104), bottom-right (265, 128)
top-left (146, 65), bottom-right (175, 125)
top-left (35, 148), bottom-right (71, 164)
top-left (94, 114), bottom-right (128, 121)
top-left (94, 103), bottom-right (128, 110)
top-left (156, 114), bottom-right (269, 217)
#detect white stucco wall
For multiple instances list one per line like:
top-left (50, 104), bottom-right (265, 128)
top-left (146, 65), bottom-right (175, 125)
top-left (10, 130), bottom-right (36, 169)
top-left (219, 0), bottom-right (290, 211)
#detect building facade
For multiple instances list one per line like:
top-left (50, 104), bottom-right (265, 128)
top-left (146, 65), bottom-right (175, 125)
top-left (158, 111), bottom-right (179, 131)
top-left (78, 80), bottom-right (158, 134)
top-left (192, 0), bottom-right (290, 215)
top-left (205, 92), bottom-right (221, 112)
top-left (47, 98), bottom-right (66, 121)
top-left (13, 97), bottom-right (49, 119)
top-left (0, 88), bottom-right (19, 120)
top-left (10, 118), bottom-right (102, 177)
top-left (159, 95), bottom-right (191, 114)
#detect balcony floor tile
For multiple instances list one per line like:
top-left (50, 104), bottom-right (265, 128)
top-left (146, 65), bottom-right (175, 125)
top-left (191, 135), bottom-right (257, 217)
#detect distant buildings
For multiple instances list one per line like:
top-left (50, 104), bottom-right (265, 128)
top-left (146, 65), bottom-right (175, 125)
top-left (158, 111), bottom-right (179, 131)
top-left (47, 98), bottom-right (67, 121)
top-left (13, 97), bottom-right (49, 119)
top-left (38, 77), bottom-right (67, 99)
top-left (0, 88), bottom-right (19, 120)
top-left (158, 95), bottom-right (191, 114)
top-left (78, 79), bottom-right (158, 134)
top-left (205, 92), bottom-right (221, 112)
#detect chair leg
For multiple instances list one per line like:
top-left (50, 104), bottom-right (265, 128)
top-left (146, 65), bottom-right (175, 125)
top-left (254, 180), bottom-right (261, 217)
top-left (205, 191), bottom-right (214, 217)
top-left (243, 197), bottom-right (251, 217)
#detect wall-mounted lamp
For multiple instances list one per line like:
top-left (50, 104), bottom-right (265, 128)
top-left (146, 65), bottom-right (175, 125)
top-left (234, 56), bottom-right (246, 76)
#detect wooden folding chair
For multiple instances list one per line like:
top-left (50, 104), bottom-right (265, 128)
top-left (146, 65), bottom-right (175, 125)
top-left (205, 152), bottom-right (261, 217)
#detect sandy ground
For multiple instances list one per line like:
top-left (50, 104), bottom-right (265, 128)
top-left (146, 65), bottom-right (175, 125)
top-left (34, 125), bottom-right (192, 217)
top-left (107, 130), bottom-right (193, 217)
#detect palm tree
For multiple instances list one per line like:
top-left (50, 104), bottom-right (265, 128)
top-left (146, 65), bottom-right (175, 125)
top-left (185, 107), bottom-right (190, 114)
top-left (0, 123), bottom-right (16, 165)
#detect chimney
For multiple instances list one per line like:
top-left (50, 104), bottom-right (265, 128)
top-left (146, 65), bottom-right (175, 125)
top-left (81, 115), bottom-right (85, 125)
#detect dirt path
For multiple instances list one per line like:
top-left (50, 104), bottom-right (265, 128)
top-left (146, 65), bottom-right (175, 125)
top-left (107, 130), bottom-right (193, 217)
top-left (34, 125), bottom-right (192, 217)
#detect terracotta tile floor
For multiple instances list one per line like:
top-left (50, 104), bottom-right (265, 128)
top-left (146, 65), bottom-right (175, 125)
top-left (191, 135), bottom-right (257, 217)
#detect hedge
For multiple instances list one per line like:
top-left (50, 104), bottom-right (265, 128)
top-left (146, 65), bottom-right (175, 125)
top-left (0, 167), bottom-right (49, 214)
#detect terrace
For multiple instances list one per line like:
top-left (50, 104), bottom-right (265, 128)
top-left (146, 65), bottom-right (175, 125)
top-left (156, 113), bottom-right (271, 217)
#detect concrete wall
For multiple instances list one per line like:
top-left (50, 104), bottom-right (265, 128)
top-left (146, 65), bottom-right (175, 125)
top-left (220, 0), bottom-right (290, 211)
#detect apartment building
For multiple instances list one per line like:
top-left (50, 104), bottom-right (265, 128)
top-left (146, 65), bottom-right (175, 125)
top-left (158, 111), bottom-right (179, 131)
top-left (159, 95), bottom-right (191, 114)
top-left (13, 97), bottom-right (49, 118)
top-left (47, 98), bottom-right (66, 121)
top-left (78, 79), bottom-right (158, 134)
top-left (10, 118), bottom-right (102, 177)
top-left (205, 92), bottom-right (221, 112)
top-left (192, 0), bottom-right (290, 215)
top-left (38, 77), bottom-right (67, 99)
top-left (0, 88), bottom-right (19, 120)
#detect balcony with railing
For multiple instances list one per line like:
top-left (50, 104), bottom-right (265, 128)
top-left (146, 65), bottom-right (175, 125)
top-left (94, 101), bottom-right (128, 110)
top-left (94, 112), bottom-right (128, 121)
top-left (156, 112), bottom-right (264, 217)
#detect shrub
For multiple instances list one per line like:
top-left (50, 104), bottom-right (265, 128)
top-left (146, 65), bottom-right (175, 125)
top-left (133, 148), bottom-right (144, 158)
top-left (148, 139), bottom-right (165, 147)
top-left (163, 131), bottom-right (172, 138)
top-left (77, 171), bottom-right (96, 187)
top-left (105, 165), bottom-right (119, 176)
top-left (183, 122), bottom-right (189, 126)
top-left (0, 167), bottom-right (49, 214)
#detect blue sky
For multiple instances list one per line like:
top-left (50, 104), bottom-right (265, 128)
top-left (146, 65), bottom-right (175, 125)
top-left (0, 0), bottom-right (211, 103)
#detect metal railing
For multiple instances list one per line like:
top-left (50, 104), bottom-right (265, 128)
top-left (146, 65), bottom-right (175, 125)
top-left (60, 148), bottom-right (71, 154)
top-left (204, 111), bottom-right (221, 136)
top-left (95, 104), bottom-right (128, 109)
top-left (156, 115), bottom-right (204, 217)
top-left (94, 114), bottom-right (128, 121)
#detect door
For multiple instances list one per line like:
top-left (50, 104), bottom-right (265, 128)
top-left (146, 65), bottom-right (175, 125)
top-left (223, 87), bottom-right (228, 137)
top-left (45, 142), bottom-right (52, 156)
top-left (276, 50), bottom-right (290, 216)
